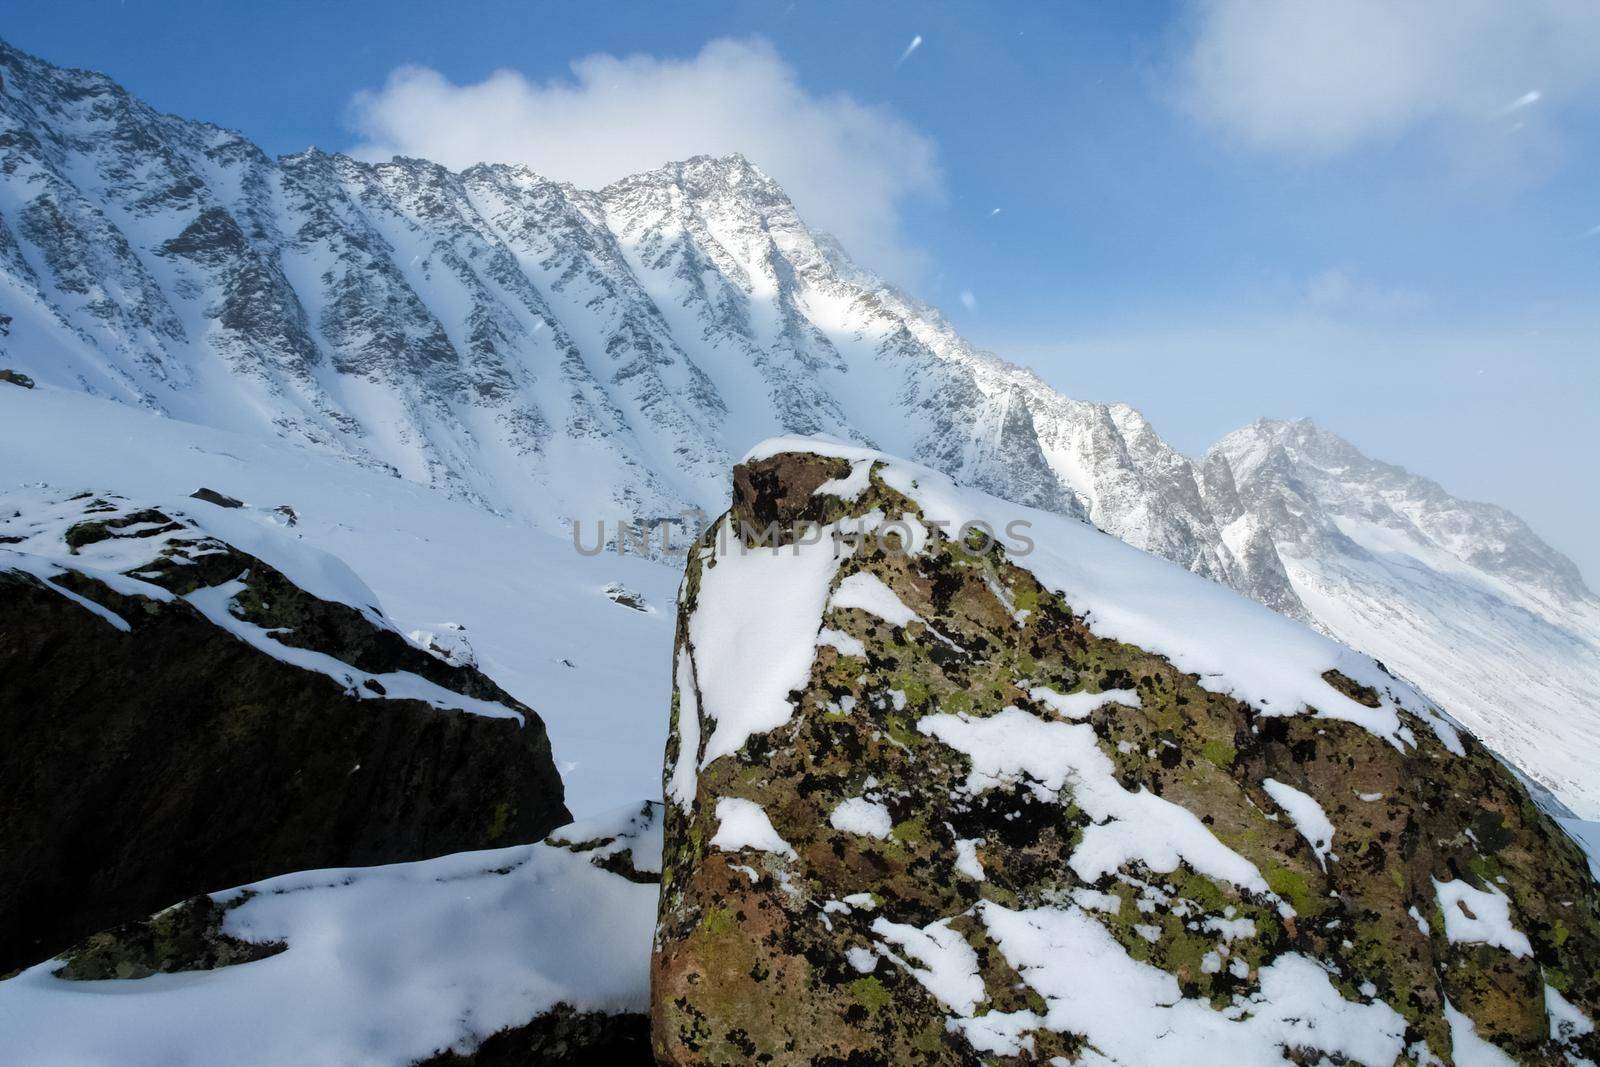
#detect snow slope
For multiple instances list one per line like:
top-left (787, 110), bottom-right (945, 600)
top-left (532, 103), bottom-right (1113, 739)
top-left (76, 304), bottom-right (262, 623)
top-left (0, 804), bottom-right (661, 1066)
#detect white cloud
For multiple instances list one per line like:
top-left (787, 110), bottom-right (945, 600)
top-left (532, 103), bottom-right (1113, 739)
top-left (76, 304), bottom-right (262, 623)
top-left (1174, 0), bottom-right (1600, 158)
top-left (347, 37), bottom-right (940, 282)
top-left (1491, 90), bottom-right (1543, 117)
top-left (959, 289), bottom-right (978, 311)
top-left (1303, 269), bottom-right (1426, 317)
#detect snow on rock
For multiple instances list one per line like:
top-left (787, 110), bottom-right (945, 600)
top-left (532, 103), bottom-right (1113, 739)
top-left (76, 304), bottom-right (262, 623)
top-left (0, 804), bottom-right (662, 1067)
top-left (185, 580), bottom-right (524, 721)
top-left (814, 459), bottom-right (875, 502)
top-left (869, 917), bottom-right (985, 1017)
top-left (710, 798), bottom-right (797, 859)
top-left (1433, 878), bottom-right (1534, 957)
top-left (1261, 778), bottom-right (1337, 869)
top-left (829, 797), bottom-right (893, 839)
top-left (1028, 684), bottom-right (1141, 719)
top-left (666, 646), bottom-right (702, 810)
top-left (546, 801), bottom-right (665, 877)
top-left (689, 515), bottom-right (848, 765)
top-left (845, 946), bottom-right (879, 973)
top-left (407, 622), bottom-right (477, 668)
top-left (1546, 984), bottom-right (1596, 1052)
top-left (745, 434), bottom-right (1446, 755)
top-left (0, 486), bottom-right (526, 721)
top-left (602, 582), bottom-right (654, 613)
top-left (817, 626), bottom-right (868, 658)
top-left (918, 707), bottom-right (1270, 893)
top-left (953, 838), bottom-right (986, 881)
top-left (1444, 1000), bottom-right (1520, 1067)
top-left (830, 571), bottom-right (923, 628)
top-left (977, 901), bottom-right (1409, 1067)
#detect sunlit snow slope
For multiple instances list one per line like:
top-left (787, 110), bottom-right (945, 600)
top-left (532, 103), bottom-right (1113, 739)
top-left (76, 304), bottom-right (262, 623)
top-left (0, 38), bottom-right (1596, 815)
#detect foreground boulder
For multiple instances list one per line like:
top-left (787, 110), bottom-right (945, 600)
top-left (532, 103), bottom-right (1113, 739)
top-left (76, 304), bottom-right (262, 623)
top-left (0, 486), bottom-right (569, 972)
top-left (654, 440), bottom-right (1600, 1065)
top-left (0, 803), bottom-right (662, 1065)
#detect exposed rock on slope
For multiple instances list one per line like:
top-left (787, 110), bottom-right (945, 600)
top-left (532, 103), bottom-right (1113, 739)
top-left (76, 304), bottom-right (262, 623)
top-left (0, 486), bottom-right (568, 972)
top-left (0, 803), bottom-right (663, 1066)
top-left (654, 441), bottom-right (1600, 1065)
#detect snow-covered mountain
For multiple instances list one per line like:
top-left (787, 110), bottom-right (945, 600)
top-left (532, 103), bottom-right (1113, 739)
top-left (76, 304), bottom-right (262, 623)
top-left (1, 39), bottom-right (1596, 816)
top-left (1204, 419), bottom-right (1600, 816)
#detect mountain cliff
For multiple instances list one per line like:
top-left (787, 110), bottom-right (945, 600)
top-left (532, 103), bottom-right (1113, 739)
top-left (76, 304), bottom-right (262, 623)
top-left (0, 39), bottom-right (1596, 815)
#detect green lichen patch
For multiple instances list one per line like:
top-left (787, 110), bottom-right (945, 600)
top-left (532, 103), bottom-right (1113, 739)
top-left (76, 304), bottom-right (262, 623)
top-left (55, 893), bottom-right (284, 981)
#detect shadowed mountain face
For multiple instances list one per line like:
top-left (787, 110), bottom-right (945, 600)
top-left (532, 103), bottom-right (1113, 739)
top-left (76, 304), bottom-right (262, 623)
top-left (0, 38), bottom-right (1596, 814)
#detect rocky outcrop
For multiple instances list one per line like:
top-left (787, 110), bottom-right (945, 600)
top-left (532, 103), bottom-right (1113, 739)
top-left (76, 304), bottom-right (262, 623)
top-left (412, 1004), bottom-right (651, 1067)
top-left (9, 803), bottom-right (663, 1066)
top-left (653, 443), bottom-right (1600, 1065)
top-left (0, 487), bottom-right (569, 973)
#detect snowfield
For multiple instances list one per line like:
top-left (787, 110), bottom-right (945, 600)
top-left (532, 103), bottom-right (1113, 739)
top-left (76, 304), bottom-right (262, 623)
top-left (0, 805), bottom-right (660, 1066)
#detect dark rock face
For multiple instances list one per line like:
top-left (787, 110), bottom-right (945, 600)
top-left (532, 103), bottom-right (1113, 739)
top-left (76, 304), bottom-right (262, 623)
top-left (413, 1004), bottom-right (652, 1067)
top-left (188, 486), bottom-right (244, 508)
top-left (653, 449), bottom-right (1600, 1066)
top-left (603, 582), bottom-right (652, 613)
top-left (0, 368), bottom-right (34, 388)
top-left (0, 491), bottom-right (569, 973)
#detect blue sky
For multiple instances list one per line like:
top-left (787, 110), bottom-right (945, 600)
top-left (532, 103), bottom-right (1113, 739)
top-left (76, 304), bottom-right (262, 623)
top-left (8, 0), bottom-right (1600, 579)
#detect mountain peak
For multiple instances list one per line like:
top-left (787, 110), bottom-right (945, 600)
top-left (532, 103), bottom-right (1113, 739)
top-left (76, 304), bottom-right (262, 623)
top-left (604, 151), bottom-right (788, 204)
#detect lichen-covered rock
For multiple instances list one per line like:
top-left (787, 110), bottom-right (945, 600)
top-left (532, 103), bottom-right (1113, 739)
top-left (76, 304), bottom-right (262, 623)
top-left (653, 441), bottom-right (1600, 1066)
top-left (0, 486), bottom-right (569, 972)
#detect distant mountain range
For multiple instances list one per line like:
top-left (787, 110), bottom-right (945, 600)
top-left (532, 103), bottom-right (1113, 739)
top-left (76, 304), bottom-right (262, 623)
top-left (1, 38), bottom-right (1596, 816)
